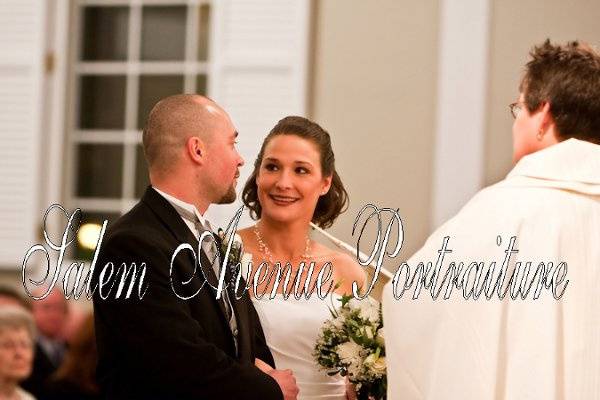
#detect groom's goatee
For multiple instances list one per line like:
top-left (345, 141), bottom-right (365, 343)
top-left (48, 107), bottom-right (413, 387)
top-left (218, 186), bottom-right (237, 204)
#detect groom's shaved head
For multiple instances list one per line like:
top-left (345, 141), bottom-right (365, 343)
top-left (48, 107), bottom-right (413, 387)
top-left (142, 94), bottom-right (224, 174)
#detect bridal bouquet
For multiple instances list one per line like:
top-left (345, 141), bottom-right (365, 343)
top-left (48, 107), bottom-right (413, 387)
top-left (314, 294), bottom-right (386, 400)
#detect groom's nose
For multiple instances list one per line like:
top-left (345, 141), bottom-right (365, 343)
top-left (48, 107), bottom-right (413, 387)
top-left (236, 151), bottom-right (244, 167)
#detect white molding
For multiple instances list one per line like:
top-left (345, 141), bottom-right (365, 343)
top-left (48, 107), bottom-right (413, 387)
top-left (73, 130), bottom-right (142, 143)
top-left (431, 0), bottom-right (491, 229)
top-left (294, 0), bottom-right (310, 116)
top-left (220, 62), bottom-right (292, 72)
top-left (184, 1), bottom-right (199, 92)
top-left (76, 62), bottom-right (210, 74)
top-left (206, 0), bottom-right (222, 100)
top-left (30, 1), bottom-right (46, 219)
top-left (65, 3), bottom-right (82, 213)
top-left (78, 0), bottom-right (194, 5)
top-left (70, 198), bottom-right (138, 212)
top-left (122, 3), bottom-right (141, 199)
top-left (45, 0), bottom-right (70, 209)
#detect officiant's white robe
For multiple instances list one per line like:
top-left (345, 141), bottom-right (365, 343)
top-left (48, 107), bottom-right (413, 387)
top-left (383, 139), bottom-right (600, 399)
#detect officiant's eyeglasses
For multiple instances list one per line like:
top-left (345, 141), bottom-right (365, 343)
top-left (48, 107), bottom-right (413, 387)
top-left (509, 102), bottom-right (524, 119)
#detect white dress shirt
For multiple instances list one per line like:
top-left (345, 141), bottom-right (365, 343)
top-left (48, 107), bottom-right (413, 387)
top-left (152, 187), bottom-right (239, 350)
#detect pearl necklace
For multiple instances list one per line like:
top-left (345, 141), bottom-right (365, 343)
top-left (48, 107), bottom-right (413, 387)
top-left (253, 222), bottom-right (312, 264)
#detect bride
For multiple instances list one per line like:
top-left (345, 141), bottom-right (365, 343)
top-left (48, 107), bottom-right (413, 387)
top-left (237, 116), bottom-right (366, 399)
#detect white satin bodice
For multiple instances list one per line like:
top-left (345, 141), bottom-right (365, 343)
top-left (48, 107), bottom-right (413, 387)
top-left (253, 294), bottom-right (346, 399)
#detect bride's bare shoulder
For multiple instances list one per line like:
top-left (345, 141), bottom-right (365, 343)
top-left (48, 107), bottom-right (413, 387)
top-left (237, 226), bottom-right (254, 240)
top-left (312, 243), bottom-right (367, 293)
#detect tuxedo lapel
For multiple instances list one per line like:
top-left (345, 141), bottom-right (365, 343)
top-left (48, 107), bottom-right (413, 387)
top-left (140, 186), bottom-right (234, 336)
top-left (140, 186), bottom-right (196, 244)
top-left (214, 234), bottom-right (254, 361)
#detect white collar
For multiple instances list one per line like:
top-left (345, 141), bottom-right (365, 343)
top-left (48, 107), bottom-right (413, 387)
top-left (152, 186), bottom-right (209, 228)
top-left (505, 138), bottom-right (600, 195)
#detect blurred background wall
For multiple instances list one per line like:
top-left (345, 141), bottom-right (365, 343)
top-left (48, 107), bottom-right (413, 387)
top-left (1, 0), bottom-right (600, 295)
top-left (311, 0), bottom-right (438, 262)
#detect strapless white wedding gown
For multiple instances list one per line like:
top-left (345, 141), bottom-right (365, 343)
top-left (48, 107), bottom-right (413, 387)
top-left (252, 294), bottom-right (346, 399)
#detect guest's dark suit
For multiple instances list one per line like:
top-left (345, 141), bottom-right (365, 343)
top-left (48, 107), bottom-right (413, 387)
top-left (92, 187), bottom-right (282, 400)
top-left (21, 342), bottom-right (62, 399)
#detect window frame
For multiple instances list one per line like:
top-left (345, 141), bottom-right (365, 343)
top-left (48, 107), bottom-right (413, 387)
top-left (65, 0), bottom-right (213, 219)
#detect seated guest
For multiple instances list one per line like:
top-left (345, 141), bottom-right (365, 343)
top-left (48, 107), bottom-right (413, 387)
top-left (384, 40), bottom-right (600, 399)
top-left (0, 286), bottom-right (30, 310)
top-left (45, 313), bottom-right (99, 400)
top-left (21, 291), bottom-right (68, 399)
top-left (0, 306), bottom-right (36, 400)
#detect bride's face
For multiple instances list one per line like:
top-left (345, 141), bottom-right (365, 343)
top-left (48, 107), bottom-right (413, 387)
top-left (256, 134), bottom-right (332, 224)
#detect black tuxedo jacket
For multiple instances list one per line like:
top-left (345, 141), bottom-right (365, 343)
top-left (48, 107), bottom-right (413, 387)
top-left (92, 187), bottom-right (282, 400)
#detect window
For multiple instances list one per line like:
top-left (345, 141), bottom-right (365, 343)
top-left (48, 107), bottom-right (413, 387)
top-left (66, 0), bottom-right (212, 259)
top-left (63, 0), bottom-right (310, 260)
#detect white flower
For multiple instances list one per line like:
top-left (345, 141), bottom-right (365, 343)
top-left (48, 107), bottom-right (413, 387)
top-left (241, 252), bottom-right (252, 265)
top-left (364, 353), bottom-right (378, 365)
top-left (349, 297), bottom-right (380, 324)
top-left (231, 233), bottom-right (243, 250)
top-left (347, 359), bottom-right (364, 379)
top-left (376, 327), bottom-right (385, 347)
top-left (224, 230), bottom-right (242, 245)
top-left (241, 252), bottom-right (253, 277)
top-left (331, 315), bottom-right (345, 330)
top-left (372, 357), bottom-right (386, 376)
top-left (364, 353), bottom-right (386, 378)
top-left (336, 340), bottom-right (362, 365)
top-left (348, 298), bottom-right (361, 309)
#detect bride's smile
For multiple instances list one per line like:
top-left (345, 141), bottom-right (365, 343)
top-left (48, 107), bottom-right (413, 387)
top-left (256, 134), bottom-right (332, 223)
top-left (269, 194), bottom-right (300, 205)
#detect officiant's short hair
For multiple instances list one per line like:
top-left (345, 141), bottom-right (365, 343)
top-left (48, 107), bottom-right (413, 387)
top-left (520, 39), bottom-right (600, 144)
top-left (242, 116), bottom-right (348, 229)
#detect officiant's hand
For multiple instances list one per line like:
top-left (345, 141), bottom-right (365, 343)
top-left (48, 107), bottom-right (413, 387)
top-left (267, 369), bottom-right (299, 400)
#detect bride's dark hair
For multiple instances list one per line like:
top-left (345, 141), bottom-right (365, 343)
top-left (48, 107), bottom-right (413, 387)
top-left (242, 116), bottom-right (349, 229)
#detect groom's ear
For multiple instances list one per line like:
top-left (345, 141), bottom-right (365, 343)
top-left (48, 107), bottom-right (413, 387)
top-left (187, 136), bottom-right (206, 165)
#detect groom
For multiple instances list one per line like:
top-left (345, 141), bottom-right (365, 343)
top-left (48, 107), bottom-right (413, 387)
top-left (92, 95), bottom-right (298, 399)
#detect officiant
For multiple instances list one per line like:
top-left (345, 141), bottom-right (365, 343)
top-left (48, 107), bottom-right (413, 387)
top-left (383, 40), bottom-right (600, 399)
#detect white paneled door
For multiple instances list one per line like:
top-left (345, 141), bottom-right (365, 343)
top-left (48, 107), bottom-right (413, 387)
top-left (206, 0), bottom-right (310, 228)
top-left (0, 0), bottom-right (45, 268)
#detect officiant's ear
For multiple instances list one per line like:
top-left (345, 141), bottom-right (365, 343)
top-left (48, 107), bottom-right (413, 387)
top-left (187, 136), bottom-right (206, 165)
top-left (534, 102), bottom-right (552, 130)
top-left (534, 101), bottom-right (558, 142)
